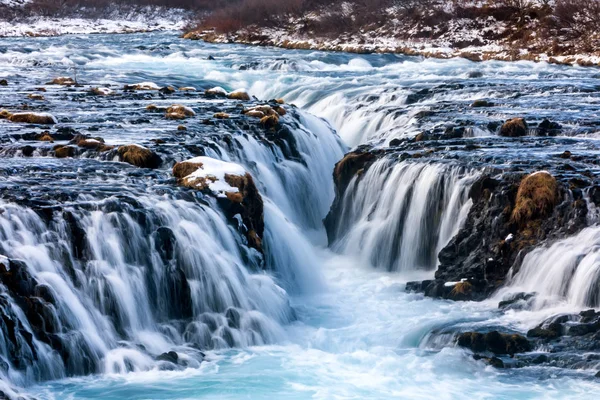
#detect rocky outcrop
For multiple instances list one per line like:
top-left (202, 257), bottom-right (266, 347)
top-left (418, 170), bottom-right (587, 300)
top-left (172, 159), bottom-right (265, 252)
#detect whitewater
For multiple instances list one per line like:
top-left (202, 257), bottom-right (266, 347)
top-left (0, 32), bottom-right (599, 399)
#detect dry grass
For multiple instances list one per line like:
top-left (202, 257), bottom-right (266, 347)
top-left (172, 161), bottom-right (203, 179)
top-left (450, 281), bottom-right (473, 296)
top-left (511, 171), bottom-right (558, 226)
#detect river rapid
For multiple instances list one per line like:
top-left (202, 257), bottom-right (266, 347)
top-left (0, 32), bottom-right (599, 399)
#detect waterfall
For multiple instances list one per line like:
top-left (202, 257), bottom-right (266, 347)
top-left (498, 225), bottom-right (600, 310)
top-left (0, 195), bottom-right (293, 384)
top-left (328, 159), bottom-right (479, 273)
top-left (0, 103), bottom-right (345, 390)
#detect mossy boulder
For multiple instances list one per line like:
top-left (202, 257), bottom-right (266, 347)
top-left (117, 145), bottom-right (162, 169)
top-left (47, 77), bottom-right (76, 85)
top-left (227, 90), bottom-right (251, 101)
top-left (165, 105), bottom-right (195, 120)
top-left (8, 112), bottom-right (57, 125)
top-left (499, 118), bottom-right (528, 137)
top-left (54, 145), bottom-right (75, 158)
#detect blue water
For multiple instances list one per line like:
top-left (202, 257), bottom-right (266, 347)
top-left (0, 32), bottom-right (599, 399)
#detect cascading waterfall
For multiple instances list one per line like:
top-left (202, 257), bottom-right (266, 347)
top-left (328, 159), bottom-right (479, 273)
top-left (200, 110), bottom-right (346, 292)
top-left (0, 103), bottom-right (346, 393)
top-left (0, 195), bottom-right (293, 384)
top-left (498, 225), bottom-right (600, 310)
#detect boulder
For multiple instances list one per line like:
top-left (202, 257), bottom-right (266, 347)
top-left (165, 105), bottom-right (196, 120)
top-left (27, 93), bottom-right (45, 101)
top-left (47, 77), bottom-right (76, 85)
top-left (205, 87), bottom-right (228, 97)
top-left (173, 157), bottom-right (264, 252)
top-left (499, 118), bottom-right (528, 137)
top-left (227, 90), bottom-right (251, 101)
top-left (457, 331), bottom-right (531, 356)
top-left (213, 112), bottom-right (229, 119)
top-left (0, 79), bottom-right (7, 86)
top-left (53, 145), bottom-right (75, 158)
top-left (89, 87), bottom-right (113, 96)
top-left (259, 114), bottom-right (279, 129)
top-left (8, 112), bottom-right (57, 125)
top-left (117, 145), bottom-right (162, 169)
top-left (124, 82), bottom-right (160, 91)
top-left (471, 100), bottom-right (494, 107)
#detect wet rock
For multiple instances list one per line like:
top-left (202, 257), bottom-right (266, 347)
top-left (473, 354), bottom-right (504, 368)
top-left (406, 88), bottom-right (431, 104)
top-left (157, 351), bottom-right (178, 364)
top-left (53, 145), bottom-right (75, 158)
top-left (559, 150), bottom-right (572, 159)
top-left (499, 118), bottom-right (528, 137)
top-left (498, 292), bottom-right (535, 310)
top-left (47, 77), bottom-right (76, 85)
top-left (471, 100), bottom-right (494, 107)
top-left (259, 114), bottom-right (279, 130)
top-left (0, 79), bottom-right (7, 86)
top-left (213, 112), bottom-right (229, 119)
top-left (124, 82), bottom-right (160, 91)
top-left (27, 93), bottom-right (45, 101)
top-left (117, 145), bottom-right (162, 169)
top-left (457, 331), bottom-right (531, 356)
top-left (89, 87), bottom-right (113, 96)
top-left (537, 119), bottom-right (561, 136)
top-left (172, 160), bottom-right (204, 179)
top-left (8, 112), bottom-right (57, 125)
top-left (227, 90), bottom-right (251, 101)
top-left (205, 87), bottom-right (228, 97)
top-left (165, 105), bottom-right (195, 120)
top-left (159, 86), bottom-right (176, 95)
top-left (468, 71), bottom-right (483, 78)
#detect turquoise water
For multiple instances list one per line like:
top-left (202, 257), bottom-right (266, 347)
top-left (0, 32), bottom-right (599, 399)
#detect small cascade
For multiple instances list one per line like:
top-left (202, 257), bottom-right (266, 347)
top-left (327, 159), bottom-right (480, 273)
top-left (499, 225), bottom-right (600, 310)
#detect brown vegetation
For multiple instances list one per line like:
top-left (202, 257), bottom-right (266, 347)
top-left (172, 160), bottom-right (203, 179)
top-left (117, 145), bottom-right (162, 169)
top-left (511, 171), bottom-right (558, 226)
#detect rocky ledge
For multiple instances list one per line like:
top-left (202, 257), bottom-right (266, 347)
top-left (325, 127), bottom-right (600, 373)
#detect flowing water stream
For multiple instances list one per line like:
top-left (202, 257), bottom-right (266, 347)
top-left (0, 32), bottom-right (599, 399)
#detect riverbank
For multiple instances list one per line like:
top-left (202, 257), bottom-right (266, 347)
top-left (183, 28), bottom-right (600, 67)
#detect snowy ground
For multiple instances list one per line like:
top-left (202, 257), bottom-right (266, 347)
top-left (0, 2), bottom-right (190, 37)
top-left (0, 17), bottom-right (186, 37)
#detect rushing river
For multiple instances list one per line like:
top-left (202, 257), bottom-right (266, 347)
top-left (0, 32), bottom-right (599, 399)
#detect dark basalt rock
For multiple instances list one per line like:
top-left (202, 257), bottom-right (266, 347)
top-left (157, 351), bottom-right (179, 364)
top-left (457, 330), bottom-right (531, 356)
top-left (422, 169), bottom-right (588, 301)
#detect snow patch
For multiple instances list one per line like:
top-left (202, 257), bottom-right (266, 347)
top-left (183, 157), bottom-right (246, 197)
